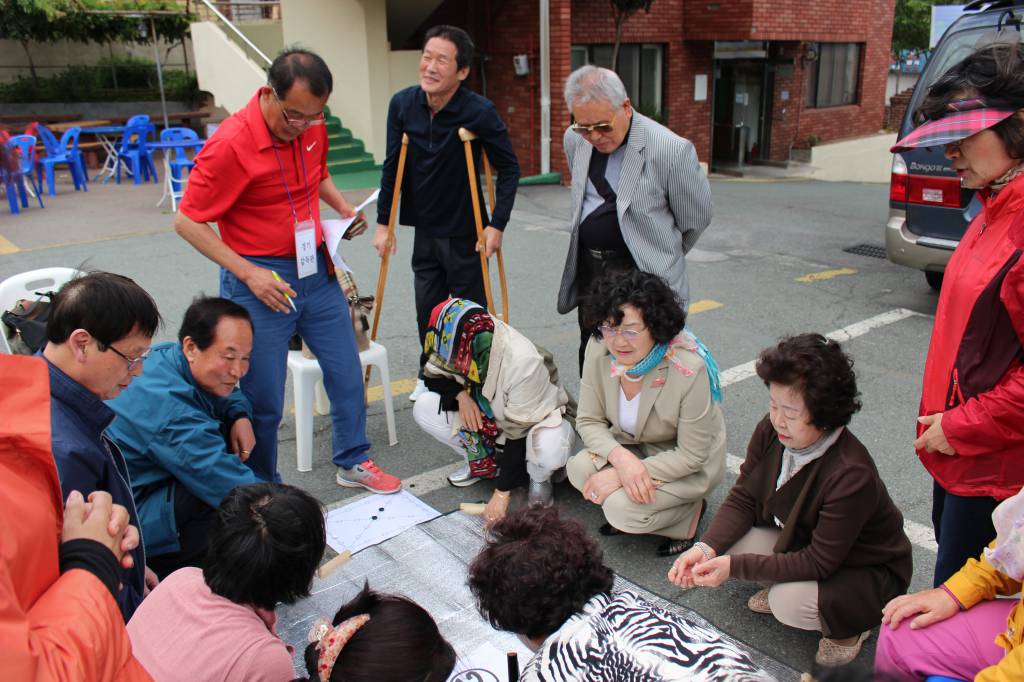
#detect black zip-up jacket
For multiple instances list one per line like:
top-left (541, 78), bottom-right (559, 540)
top-left (377, 85), bottom-right (520, 236)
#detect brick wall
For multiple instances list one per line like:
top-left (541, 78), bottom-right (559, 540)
top-left (888, 87), bottom-right (914, 131)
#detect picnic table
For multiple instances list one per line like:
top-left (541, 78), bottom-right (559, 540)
top-left (147, 137), bottom-right (206, 211)
top-left (48, 119), bottom-right (112, 134)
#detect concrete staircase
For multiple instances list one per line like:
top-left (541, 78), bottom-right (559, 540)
top-left (324, 108), bottom-right (377, 176)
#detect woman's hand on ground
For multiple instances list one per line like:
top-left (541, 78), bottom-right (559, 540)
top-left (691, 555), bottom-right (731, 588)
top-left (881, 588), bottom-right (960, 630)
top-left (456, 391), bottom-right (483, 432)
top-left (582, 467), bottom-right (621, 505)
top-left (483, 490), bottom-right (511, 527)
top-left (608, 447), bottom-right (657, 505)
top-left (668, 545), bottom-right (714, 588)
top-left (914, 413), bottom-right (956, 455)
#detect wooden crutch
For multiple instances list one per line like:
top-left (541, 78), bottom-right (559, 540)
top-left (458, 127), bottom-right (510, 322)
top-left (366, 133), bottom-right (408, 384)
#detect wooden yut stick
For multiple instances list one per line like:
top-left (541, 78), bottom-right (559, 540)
top-left (317, 549), bottom-right (352, 579)
top-left (458, 127), bottom-right (496, 316)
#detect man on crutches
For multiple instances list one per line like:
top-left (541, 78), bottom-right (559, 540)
top-left (373, 25), bottom-right (520, 435)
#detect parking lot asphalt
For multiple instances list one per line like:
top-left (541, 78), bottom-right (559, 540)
top-left (0, 173), bottom-right (943, 676)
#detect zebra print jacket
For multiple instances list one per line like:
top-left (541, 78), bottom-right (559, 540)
top-left (521, 591), bottom-right (775, 681)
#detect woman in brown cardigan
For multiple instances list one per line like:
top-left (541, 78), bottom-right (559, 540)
top-left (668, 334), bottom-right (912, 667)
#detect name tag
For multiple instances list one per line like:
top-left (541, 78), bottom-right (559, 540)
top-left (295, 219), bottom-right (317, 279)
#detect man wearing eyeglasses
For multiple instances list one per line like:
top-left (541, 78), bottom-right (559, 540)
top-left (556, 66), bottom-right (713, 373)
top-left (374, 25), bottom-right (520, 407)
top-left (42, 271), bottom-right (163, 621)
top-left (175, 49), bottom-right (402, 494)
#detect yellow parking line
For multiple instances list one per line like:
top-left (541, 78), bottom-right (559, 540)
top-left (796, 267), bottom-right (857, 283)
top-left (689, 299), bottom-right (723, 314)
top-left (367, 377), bottom-right (420, 403)
top-left (0, 234), bottom-right (20, 254)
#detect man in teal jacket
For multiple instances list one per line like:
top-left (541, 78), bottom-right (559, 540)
top-left (108, 297), bottom-right (259, 578)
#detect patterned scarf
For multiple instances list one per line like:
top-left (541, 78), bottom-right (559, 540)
top-left (609, 328), bottom-right (723, 403)
top-left (990, 163), bottom-right (1024, 195)
top-left (424, 298), bottom-right (499, 479)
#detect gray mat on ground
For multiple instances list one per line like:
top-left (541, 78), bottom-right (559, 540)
top-left (278, 512), bottom-right (799, 680)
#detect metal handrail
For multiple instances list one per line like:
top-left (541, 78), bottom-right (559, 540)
top-left (195, 0), bottom-right (272, 66)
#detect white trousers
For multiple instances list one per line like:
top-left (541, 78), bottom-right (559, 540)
top-left (412, 391), bottom-right (572, 482)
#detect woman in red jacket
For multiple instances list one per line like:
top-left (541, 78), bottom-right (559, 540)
top-left (892, 44), bottom-right (1024, 586)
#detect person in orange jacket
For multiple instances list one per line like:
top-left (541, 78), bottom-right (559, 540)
top-left (0, 355), bottom-right (151, 681)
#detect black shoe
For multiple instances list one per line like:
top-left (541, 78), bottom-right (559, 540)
top-left (599, 522), bottom-right (625, 536)
top-left (657, 537), bottom-right (695, 557)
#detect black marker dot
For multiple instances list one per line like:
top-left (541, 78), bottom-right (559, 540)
top-left (379, 507), bottom-right (384, 512)
top-left (371, 515), bottom-right (378, 520)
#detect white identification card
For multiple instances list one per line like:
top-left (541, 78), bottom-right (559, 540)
top-left (294, 219), bottom-right (318, 279)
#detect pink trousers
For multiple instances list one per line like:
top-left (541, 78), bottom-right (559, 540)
top-left (874, 599), bottom-right (1014, 680)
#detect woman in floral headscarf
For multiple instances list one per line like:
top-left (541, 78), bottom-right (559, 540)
top-left (412, 298), bottom-right (574, 525)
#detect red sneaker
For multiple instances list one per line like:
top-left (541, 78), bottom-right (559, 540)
top-left (335, 459), bottom-right (401, 494)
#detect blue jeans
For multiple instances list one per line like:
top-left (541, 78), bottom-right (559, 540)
top-left (220, 251), bottom-right (370, 480)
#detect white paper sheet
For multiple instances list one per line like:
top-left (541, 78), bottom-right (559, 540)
top-left (449, 640), bottom-right (533, 682)
top-left (324, 490), bottom-right (440, 555)
top-left (323, 189), bottom-right (380, 273)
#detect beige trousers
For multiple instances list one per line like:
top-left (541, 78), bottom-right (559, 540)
top-left (566, 450), bottom-right (702, 539)
top-left (728, 527), bottom-right (823, 633)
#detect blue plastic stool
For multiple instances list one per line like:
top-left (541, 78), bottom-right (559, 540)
top-left (925, 677), bottom-right (967, 681)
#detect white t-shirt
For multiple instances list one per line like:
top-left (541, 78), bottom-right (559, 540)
top-left (619, 387), bottom-right (642, 437)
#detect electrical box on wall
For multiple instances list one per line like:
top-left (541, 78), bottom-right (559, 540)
top-left (513, 54), bottom-right (529, 76)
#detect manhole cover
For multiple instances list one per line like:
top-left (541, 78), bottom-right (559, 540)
top-left (843, 243), bottom-right (887, 259)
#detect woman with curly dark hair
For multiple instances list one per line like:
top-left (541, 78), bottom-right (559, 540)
top-left (668, 334), bottom-right (913, 667)
top-left (468, 506), bottom-right (773, 680)
top-left (890, 44), bottom-right (1024, 589)
top-left (566, 270), bottom-right (726, 557)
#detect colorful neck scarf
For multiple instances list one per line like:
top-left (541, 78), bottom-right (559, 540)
top-left (424, 298), bottom-right (500, 479)
top-left (609, 328), bottom-right (722, 403)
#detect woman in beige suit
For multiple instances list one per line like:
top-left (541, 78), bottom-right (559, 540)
top-left (567, 271), bottom-right (726, 556)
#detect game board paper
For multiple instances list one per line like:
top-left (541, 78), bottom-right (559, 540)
top-left (324, 490), bottom-right (441, 555)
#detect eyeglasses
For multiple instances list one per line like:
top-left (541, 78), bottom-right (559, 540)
top-left (271, 89), bottom-right (324, 128)
top-left (99, 342), bottom-right (150, 372)
top-left (571, 120), bottom-right (614, 136)
top-left (599, 325), bottom-right (646, 340)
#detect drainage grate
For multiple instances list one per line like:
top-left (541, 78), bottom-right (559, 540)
top-left (843, 243), bottom-right (887, 259)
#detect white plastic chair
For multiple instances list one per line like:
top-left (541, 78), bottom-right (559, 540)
top-left (0, 267), bottom-right (78, 354)
top-left (287, 340), bottom-right (397, 472)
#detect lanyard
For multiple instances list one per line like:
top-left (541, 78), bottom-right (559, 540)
top-left (272, 135), bottom-right (314, 225)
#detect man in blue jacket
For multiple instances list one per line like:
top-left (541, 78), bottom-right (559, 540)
top-left (373, 24), bottom-right (520, 414)
top-left (107, 297), bottom-right (260, 578)
top-left (43, 271), bottom-right (162, 621)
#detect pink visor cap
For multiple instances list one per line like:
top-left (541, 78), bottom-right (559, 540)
top-left (890, 97), bottom-right (1019, 153)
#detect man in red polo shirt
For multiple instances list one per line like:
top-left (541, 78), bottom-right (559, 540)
top-left (174, 49), bottom-right (400, 492)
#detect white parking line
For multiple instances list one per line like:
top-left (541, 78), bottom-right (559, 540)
top-left (720, 308), bottom-right (927, 387)
top-left (353, 308), bottom-right (939, 551)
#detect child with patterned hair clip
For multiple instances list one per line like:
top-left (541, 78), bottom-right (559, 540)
top-left (300, 583), bottom-right (456, 682)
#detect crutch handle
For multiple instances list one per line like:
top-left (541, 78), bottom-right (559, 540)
top-left (458, 128), bottom-right (477, 142)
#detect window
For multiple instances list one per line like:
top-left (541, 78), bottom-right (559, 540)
top-left (805, 43), bottom-right (861, 108)
top-left (571, 43), bottom-right (664, 117)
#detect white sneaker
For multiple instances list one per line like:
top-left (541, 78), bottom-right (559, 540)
top-left (409, 378), bottom-right (429, 402)
top-left (446, 464), bottom-right (481, 487)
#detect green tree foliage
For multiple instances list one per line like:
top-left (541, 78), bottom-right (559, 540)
top-left (892, 0), bottom-right (963, 51)
top-left (610, 0), bottom-right (654, 71)
top-left (0, 0), bottom-right (192, 84)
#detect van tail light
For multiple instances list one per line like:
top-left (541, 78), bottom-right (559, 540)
top-left (890, 153), bottom-right (963, 208)
top-left (890, 154), bottom-right (909, 203)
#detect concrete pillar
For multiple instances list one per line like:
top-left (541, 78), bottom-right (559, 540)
top-left (281, 0), bottom-right (389, 161)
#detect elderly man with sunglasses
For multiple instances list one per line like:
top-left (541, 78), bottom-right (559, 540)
top-left (174, 49), bottom-right (401, 494)
top-left (557, 66), bottom-right (713, 373)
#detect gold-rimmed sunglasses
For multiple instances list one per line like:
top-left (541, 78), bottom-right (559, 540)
top-left (571, 120), bottom-right (614, 136)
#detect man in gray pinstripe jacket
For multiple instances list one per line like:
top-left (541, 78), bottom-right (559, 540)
top-left (557, 66), bottom-right (713, 371)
